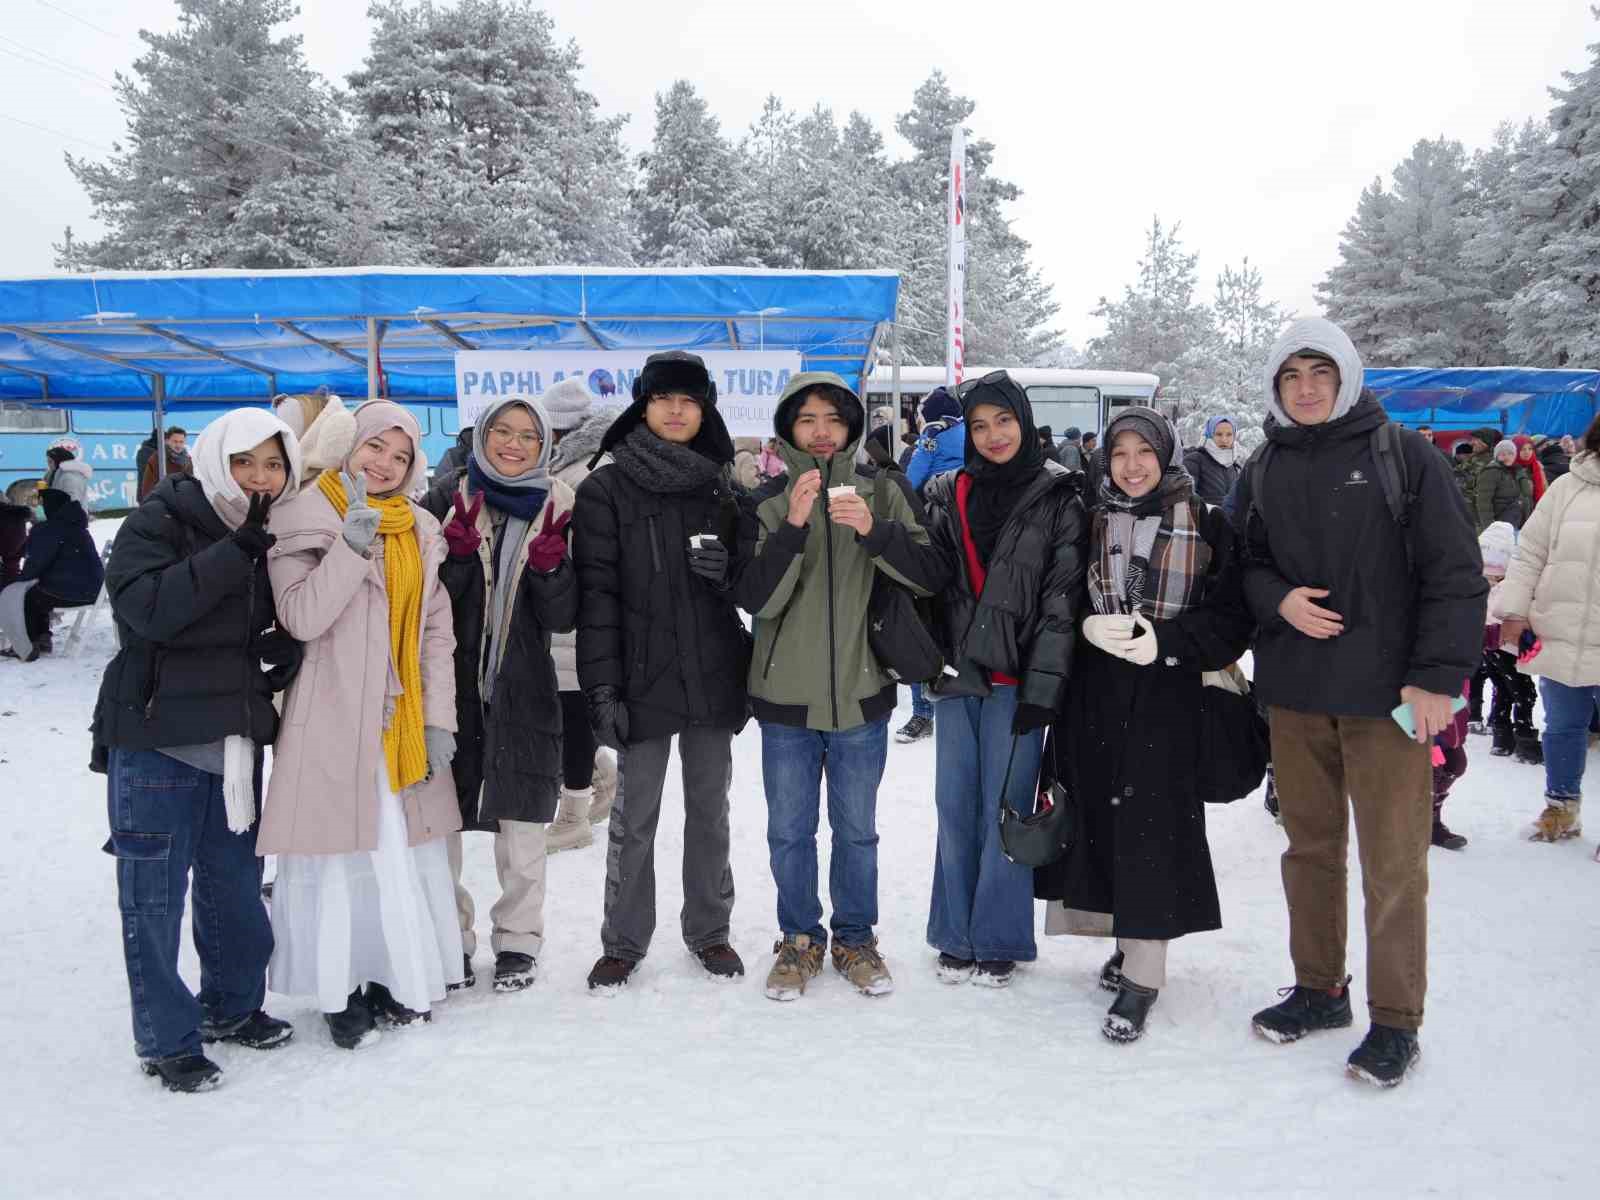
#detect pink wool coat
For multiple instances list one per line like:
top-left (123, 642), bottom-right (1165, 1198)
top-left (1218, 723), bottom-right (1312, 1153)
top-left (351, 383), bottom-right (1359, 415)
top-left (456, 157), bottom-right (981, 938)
top-left (258, 484), bottom-right (460, 855)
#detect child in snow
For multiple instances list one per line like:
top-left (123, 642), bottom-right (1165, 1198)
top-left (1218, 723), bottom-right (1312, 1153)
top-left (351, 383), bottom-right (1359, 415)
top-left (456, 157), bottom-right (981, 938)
top-left (260, 401), bottom-right (464, 1049)
top-left (1430, 684), bottom-right (1471, 851)
top-left (1475, 522), bottom-right (1542, 764)
top-left (93, 408), bottom-right (304, 1093)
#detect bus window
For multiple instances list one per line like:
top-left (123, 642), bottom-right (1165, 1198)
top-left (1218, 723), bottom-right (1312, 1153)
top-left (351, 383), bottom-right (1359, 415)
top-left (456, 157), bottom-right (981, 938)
top-left (1025, 385), bottom-right (1101, 436)
top-left (0, 403), bottom-right (68, 433)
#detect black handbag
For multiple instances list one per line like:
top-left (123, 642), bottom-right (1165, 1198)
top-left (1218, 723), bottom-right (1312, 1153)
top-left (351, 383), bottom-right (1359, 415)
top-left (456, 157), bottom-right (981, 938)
top-left (861, 445), bottom-right (943, 685)
top-left (998, 729), bottom-right (1074, 867)
top-left (1195, 674), bottom-right (1271, 804)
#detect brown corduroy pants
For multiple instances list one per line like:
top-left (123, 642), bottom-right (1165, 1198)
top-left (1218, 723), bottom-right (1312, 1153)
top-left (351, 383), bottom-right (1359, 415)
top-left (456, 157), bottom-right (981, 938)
top-left (1268, 707), bottom-right (1433, 1031)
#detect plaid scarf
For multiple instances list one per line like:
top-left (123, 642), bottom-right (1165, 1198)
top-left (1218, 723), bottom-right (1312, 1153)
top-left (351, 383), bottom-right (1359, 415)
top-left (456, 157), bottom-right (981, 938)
top-left (1089, 497), bottom-right (1211, 619)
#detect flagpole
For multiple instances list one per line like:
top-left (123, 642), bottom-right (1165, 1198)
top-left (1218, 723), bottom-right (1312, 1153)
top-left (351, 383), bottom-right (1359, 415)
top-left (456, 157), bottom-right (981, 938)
top-left (945, 125), bottom-right (967, 391)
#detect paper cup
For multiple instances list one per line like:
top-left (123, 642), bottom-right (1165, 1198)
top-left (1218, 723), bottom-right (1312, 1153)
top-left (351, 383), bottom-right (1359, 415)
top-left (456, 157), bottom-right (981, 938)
top-left (828, 486), bottom-right (855, 500)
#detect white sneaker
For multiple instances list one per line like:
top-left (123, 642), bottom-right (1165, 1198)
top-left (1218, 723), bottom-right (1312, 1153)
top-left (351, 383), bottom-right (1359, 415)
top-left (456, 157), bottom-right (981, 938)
top-left (547, 787), bottom-right (594, 853)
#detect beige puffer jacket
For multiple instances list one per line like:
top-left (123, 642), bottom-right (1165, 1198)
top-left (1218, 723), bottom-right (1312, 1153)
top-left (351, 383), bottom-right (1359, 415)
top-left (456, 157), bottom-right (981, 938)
top-left (1499, 451), bottom-right (1600, 687)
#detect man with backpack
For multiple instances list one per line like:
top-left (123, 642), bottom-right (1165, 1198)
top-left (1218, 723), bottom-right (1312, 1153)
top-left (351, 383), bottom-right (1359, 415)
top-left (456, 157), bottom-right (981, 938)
top-left (1235, 317), bottom-right (1485, 1089)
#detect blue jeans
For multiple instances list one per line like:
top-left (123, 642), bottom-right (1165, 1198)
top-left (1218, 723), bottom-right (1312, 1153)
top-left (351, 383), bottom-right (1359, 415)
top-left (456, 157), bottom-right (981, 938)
top-left (106, 748), bottom-right (272, 1061)
top-left (761, 717), bottom-right (888, 947)
top-left (1540, 678), bottom-right (1600, 799)
top-left (910, 682), bottom-right (932, 721)
top-left (927, 688), bottom-right (1041, 962)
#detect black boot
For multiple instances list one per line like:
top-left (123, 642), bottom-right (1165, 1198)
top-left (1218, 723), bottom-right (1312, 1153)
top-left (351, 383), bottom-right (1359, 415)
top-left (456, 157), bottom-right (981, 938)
top-left (140, 1053), bottom-right (223, 1093)
top-left (1489, 724), bottom-right (1515, 757)
top-left (201, 1010), bottom-right (294, 1050)
top-left (1431, 818), bottom-right (1468, 851)
top-left (1251, 976), bottom-right (1354, 1043)
top-left (1102, 979), bottom-right (1159, 1043)
top-left (1098, 948), bottom-right (1125, 993)
top-left (1346, 1023), bottom-right (1420, 1088)
top-left (1514, 730), bottom-right (1544, 765)
top-left (446, 952), bottom-right (475, 992)
top-left (365, 982), bottom-right (430, 1027)
top-left (493, 951), bottom-right (538, 992)
top-left (324, 989), bottom-right (379, 1050)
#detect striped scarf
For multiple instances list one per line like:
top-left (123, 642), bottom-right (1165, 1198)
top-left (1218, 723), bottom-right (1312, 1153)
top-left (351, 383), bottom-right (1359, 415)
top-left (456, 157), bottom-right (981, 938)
top-left (1088, 497), bottom-right (1211, 620)
top-left (318, 471), bottom-right (428, 791)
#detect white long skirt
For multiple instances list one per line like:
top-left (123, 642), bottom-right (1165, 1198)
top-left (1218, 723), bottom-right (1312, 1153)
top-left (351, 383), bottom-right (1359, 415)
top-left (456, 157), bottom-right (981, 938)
top-left (269, 770), bottom-right (464, 1014)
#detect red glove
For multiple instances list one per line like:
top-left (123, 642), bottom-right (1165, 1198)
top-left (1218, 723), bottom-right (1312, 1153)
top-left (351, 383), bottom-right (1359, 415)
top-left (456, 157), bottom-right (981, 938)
top-left (527, 506), bottom-right (572, 574)
top-left (443, 492), bottom-right (483, 559)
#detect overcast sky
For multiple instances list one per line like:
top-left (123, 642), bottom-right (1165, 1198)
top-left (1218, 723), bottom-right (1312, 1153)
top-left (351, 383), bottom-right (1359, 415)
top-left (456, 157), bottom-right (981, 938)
top-left (0, 0), bottom-right (1593, 348)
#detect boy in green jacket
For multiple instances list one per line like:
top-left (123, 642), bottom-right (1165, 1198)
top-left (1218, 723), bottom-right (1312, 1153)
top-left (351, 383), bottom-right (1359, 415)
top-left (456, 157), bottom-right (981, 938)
top-left (735, 372), bottom-right (931, 1001)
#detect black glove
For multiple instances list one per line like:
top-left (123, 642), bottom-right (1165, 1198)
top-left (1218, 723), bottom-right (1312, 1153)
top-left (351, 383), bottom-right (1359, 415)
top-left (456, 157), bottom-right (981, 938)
top-left (252, 627), bottom-right (304, 691)
top-left (231, 491), bottom-right (277, 561)
top-left (1011, 702), bottom-right (1054, 735)
top-left (586, 685), bottom-right (630, 751)
top-left (687, 538), bottom-right (730, 587)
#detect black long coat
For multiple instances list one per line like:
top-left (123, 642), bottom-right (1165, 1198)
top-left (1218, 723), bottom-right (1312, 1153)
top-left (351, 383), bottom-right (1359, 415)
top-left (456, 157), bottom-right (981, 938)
top-left (427, 472), bottom-right (579, 828)
top-left (1034, 502), bottom-right (1255, 941)
top-left (93, 476), bottom-right (287, 754)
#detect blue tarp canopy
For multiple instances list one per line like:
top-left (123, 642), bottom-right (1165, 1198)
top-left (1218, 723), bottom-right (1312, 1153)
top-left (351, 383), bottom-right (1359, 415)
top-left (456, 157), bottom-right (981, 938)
top-left (0, 266), bottom-right (900, 408)
top-left (1368, 367), bottom-right (1600, 437)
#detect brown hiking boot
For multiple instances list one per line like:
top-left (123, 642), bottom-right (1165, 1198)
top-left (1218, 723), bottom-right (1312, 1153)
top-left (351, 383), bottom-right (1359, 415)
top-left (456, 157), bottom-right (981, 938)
top-left (1531, 798), bottom-right (1581, 842)
top-left (694, 943), bottom-right (745, 980)
top-left (831, 938), bottom-right (894, 997)
top-left (764, 934), bottom-right (824, 1001)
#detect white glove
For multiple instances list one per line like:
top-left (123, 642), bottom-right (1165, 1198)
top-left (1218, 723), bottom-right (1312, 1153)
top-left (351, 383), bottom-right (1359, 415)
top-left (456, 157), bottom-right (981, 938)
top-left (222, 735), bottom-right (257, 834)
top-left (340, 472), bottom-right (382, 555)
top-left (1083, 613), bottom-right (1158, 666)
top-left (424, 725), bottom-right (456, 780)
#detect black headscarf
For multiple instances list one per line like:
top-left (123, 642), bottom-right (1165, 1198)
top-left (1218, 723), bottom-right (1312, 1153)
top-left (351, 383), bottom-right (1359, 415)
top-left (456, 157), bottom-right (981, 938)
top-left (1094, 407), bottom-right (1193, 517)
top-left (959, 371), bottom-right (1045, 562)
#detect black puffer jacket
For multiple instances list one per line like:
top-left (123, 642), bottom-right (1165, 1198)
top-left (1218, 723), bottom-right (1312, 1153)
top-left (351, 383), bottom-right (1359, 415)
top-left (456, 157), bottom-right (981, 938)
top-left (1236, 397), bottom-right (1486, 718)
top-left (875, 461), bottom-right (1089, 711)
top-left (573, 406), bottom-right (750, 742)
top-left (93, 475), bottom-right (290, 756)
top-left (1182, 445), bottom-right (1243, 506)
top-left (424, 469), bottom-right (579, 828)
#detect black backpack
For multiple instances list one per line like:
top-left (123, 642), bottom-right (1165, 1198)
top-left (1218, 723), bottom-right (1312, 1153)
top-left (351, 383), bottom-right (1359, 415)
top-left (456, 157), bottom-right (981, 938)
top-left (1245, 420), bottom-right (1418, 573)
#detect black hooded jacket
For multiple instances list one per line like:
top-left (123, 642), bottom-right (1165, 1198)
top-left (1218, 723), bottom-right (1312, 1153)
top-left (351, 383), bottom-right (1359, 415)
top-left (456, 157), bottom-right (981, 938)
top-left (1235, 397), bottom-right (1486, 717)
top-left (572, 382), bottom-right (749, 741)
top-left (93, 475), bottom-right (289, 755)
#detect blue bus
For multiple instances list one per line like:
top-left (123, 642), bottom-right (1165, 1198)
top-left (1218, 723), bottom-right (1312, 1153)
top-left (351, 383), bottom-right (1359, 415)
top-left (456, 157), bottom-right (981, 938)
top-left (0, 399), bottom-right (466, 512)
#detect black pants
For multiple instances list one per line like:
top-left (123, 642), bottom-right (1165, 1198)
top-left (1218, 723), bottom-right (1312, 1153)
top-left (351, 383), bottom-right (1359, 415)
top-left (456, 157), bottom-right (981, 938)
top-left (559, 690), bottom-right (596, 790)
top-left (1483, 649), bottom-right (1536, 734)
top-left (24, 586), bottom-right (67, 642)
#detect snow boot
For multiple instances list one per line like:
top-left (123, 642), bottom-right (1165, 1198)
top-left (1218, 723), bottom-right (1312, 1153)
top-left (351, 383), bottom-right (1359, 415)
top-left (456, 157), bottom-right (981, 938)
top-left (141, 1053), bottom-right (222, 1093)
top-left (447, 952), bottom-right (475, 993)
top-left (586, 955), bottom-right (639, 996)
top-left (831, 938), bottom-right (894, 997)
top-left (764, 934), bottom-right (824, 1001)
top-left (971, 960), bottom-right (1016, 989)
top-left (590, 749), bottom-right (618, 825)
top-left (693, 943), bottom-right (745, 979)
top-left (546, 786), bottom-right (594, 854)
top-left (1489, 724), bottom-right (1516, 757)
top-left (325, 989), bottom-right (379, 1050)
top-left (1250, 976), bottom-right (1354, 1043)
top-left (1099, 948), bottom-right (1125, 993)
top-left (936, 953), bottom-right (975, 984)
top-left (201, 1009), bottom-right (294, 1050)
top-left (493, 951), bottom-right (537, 993)
top-left (1102, 979), bottom-right (1159, 1043)
top-left (1346, 1023), bottom-right (1420, 1088)
top-left (894, 715), bottom-right (933, 744)
top-left (1430, 819), bottom-right (1467, 851)
top-left (364, 982), bottom-right (430, 1028)
top-left (1513, 730), bottom-right (1544, 765)
top-left (1530, 797), bottom-right (1582, 842)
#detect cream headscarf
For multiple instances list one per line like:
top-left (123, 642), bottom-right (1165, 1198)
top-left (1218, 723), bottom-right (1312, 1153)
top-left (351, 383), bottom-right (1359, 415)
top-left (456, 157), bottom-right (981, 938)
top-left (190, 408), bottom-right (304, 529)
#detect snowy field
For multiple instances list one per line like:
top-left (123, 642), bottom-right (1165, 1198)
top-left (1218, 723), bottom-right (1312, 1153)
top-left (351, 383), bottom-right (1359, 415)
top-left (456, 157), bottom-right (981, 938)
top-left (2, 521), bottom-right (1597, 1198)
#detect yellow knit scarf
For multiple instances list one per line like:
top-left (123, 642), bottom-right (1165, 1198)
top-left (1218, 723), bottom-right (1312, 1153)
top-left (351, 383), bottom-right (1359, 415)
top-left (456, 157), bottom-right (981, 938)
top-left (318, 471), bottom-right (428, 791)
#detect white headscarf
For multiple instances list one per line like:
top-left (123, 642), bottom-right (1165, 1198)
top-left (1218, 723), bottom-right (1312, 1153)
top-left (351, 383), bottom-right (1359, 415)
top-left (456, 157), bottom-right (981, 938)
top-left (191, 408), bottom-right (304, 529)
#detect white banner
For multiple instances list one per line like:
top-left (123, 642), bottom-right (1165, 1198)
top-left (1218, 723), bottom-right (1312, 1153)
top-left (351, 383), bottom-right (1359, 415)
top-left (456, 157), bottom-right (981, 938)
top-left (454, 350), bottom-right (804, 438)
top-left (946, 125), bottom-right (967, 390)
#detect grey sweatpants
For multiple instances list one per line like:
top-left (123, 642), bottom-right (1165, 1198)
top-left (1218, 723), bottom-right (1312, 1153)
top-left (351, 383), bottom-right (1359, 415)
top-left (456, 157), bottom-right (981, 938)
top-left (601, 726), bottom-right (735, 963)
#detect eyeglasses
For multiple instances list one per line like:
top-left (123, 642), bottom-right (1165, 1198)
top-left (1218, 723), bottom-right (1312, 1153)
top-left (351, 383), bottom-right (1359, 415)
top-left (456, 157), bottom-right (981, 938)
top-left (487, 424), bottom-right (543, 449)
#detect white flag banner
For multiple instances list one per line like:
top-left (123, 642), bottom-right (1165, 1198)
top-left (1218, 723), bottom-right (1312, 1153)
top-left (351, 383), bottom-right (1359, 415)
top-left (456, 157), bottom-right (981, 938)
top-left (946, 125), bottom-right (967, 390)
top-left (454, 350), bottom-right (805, 437)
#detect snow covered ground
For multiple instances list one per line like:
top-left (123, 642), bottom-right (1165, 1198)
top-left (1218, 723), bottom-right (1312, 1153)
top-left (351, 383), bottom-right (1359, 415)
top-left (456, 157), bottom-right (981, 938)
top-left (3, 521), bottom-right (1597, 1198)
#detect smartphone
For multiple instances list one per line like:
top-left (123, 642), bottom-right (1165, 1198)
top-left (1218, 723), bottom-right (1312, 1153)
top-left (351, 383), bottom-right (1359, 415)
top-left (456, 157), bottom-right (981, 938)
top-left (1391, 696), bottom-right (1469, 739)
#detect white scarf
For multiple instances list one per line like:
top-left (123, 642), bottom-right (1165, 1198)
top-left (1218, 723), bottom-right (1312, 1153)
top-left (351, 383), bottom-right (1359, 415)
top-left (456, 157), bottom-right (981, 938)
top-left (1203, 439), bottom-right (1237, 468)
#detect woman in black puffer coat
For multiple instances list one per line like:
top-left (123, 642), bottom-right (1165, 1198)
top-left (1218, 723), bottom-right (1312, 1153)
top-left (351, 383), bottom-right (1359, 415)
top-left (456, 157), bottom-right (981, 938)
top-left (870, 371), bottom-right (1089, 987)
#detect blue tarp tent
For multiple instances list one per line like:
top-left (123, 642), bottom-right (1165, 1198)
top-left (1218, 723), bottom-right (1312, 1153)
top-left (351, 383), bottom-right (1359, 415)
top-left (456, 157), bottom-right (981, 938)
top-left (1368, 367), bottom-right (1600, 438)
top-left (0, 266), bottom-right (901, 408)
